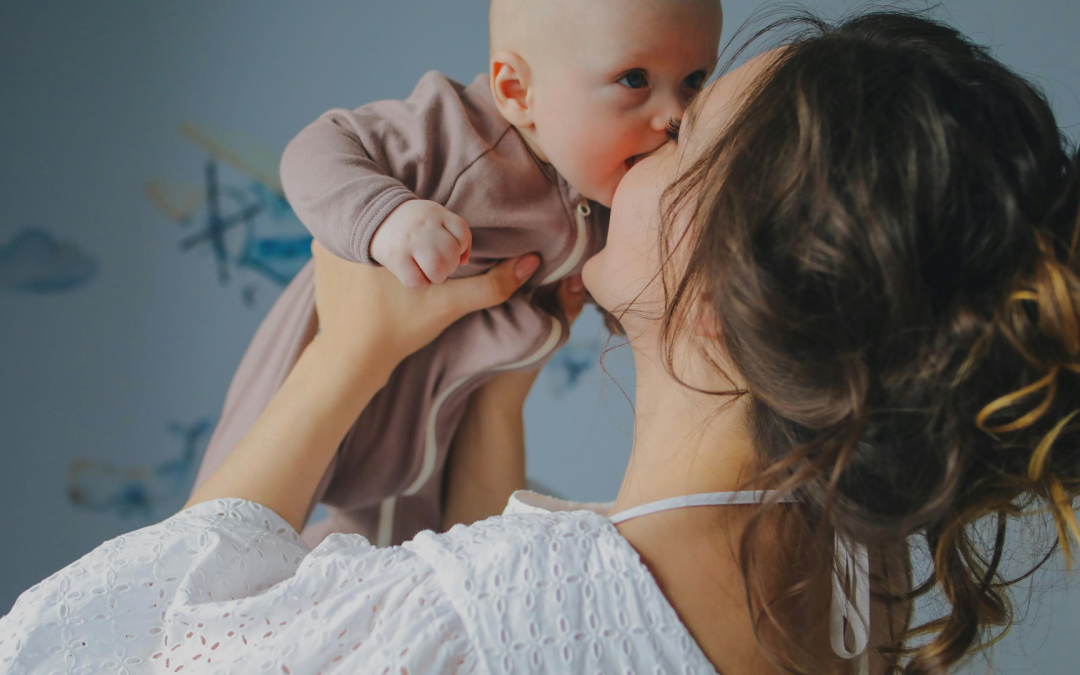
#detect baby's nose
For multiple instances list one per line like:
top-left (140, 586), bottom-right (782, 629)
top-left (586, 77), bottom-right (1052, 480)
top-left (651, 99), bottom-right (685, 132)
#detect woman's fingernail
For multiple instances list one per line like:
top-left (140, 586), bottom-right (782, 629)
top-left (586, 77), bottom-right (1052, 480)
top-left (567, 275), bottom-right (584, 292)
top-left (515, 255), bottom-right (540, 280)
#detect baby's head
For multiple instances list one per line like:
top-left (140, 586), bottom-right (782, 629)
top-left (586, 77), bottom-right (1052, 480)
top-left (489, 0), bottom-right (723, 207)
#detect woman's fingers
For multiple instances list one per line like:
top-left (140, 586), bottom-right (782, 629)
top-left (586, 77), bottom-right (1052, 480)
top-left (435, 254), bottom-right (540, 321)
top-left (558, 274), bottom-right (587, 324)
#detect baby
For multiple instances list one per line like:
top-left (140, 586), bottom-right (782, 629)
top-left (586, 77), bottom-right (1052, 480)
top-left (191, 0), bottom-right (724, 547)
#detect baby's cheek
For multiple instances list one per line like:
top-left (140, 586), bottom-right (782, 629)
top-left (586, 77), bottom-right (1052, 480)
top-left (583, 137), bottom-right (632, 191)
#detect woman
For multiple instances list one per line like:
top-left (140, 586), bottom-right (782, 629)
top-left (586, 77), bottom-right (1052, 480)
top-left (3, 9), bottom-right (1080, 675)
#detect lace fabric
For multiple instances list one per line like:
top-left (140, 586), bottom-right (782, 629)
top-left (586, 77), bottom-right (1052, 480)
top-left (0, 499), bottom-right (475, 674)
top-left (1, 492), bottom-right (868, 675)
top-left (2, 496), bottom-right (716, 674)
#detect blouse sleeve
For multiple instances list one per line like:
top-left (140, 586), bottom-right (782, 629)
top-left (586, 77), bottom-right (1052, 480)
top-left (0, 499), bottom-right (307, 673)
top-left (0, 499), bottom-right (479, 675)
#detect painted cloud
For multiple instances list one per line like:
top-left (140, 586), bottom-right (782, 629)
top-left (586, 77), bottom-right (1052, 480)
top-left (0, 226), bottom-right (99, 293)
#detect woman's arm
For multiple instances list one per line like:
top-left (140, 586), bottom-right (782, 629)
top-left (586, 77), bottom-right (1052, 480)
top-left (441, 276), bottom-right (587, 530)
top-left (183, 336), bottom-right (392, 533)
top-left (184, 241), bottom-right (541, 534)
top-left (441, 372), bottom-right (533, 530)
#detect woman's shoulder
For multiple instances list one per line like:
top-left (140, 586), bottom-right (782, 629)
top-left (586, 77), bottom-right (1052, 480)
top-left (403, 492), bottom-right (719, 674)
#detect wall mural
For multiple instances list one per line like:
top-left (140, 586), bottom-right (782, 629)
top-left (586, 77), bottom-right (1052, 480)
top-left (142, 120), bottom-right (605, 388)
top-left (145, 122), bottom-right (312, 307)
top-left (57, 121), bottom-right (604, 522)
top-left (66, 418), bottom-right (214, 520)
top-left (546, 334), bottom-right (606, 398)
top-left (0, 227), bottom-right (98, 293)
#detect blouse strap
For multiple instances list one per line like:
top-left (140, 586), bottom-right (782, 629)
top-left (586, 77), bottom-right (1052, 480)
top-left (832, 532), bottom-right (871, 675)
top-left (606, 490), bottom-right (796, 524)
top-left (606, 490), bottom-right (870, 674)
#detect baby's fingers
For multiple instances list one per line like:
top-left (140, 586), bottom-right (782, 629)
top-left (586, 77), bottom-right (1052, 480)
top-left (388, 255), bottom-right (431, 293)
top-left (413, 229), bottom-right (465, 285)
top-left (441, 213), bottom-right (472, 266)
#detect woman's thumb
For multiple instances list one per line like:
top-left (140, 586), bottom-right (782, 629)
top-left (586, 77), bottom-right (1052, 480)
top-left (558, 274), bottom-right (587, 324)
top-left (441, 254), bottom-right (540, 317)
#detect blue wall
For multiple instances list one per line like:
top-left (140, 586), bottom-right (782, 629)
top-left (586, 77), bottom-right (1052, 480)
top-left (2, 2), bottom-right (1079, 672)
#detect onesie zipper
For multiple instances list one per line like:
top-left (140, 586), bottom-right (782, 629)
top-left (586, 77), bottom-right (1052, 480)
top-left (374, 196), bottom-right (592, 547)
top-left (540, 198), bottom-right (592, 285)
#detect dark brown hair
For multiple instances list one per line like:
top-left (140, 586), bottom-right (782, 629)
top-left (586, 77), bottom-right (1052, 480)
top-left (634, 7), bottom-right (1080, 674)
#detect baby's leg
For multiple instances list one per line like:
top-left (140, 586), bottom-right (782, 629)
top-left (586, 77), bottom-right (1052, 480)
top-left (190, 260), bottom-right (333, 529)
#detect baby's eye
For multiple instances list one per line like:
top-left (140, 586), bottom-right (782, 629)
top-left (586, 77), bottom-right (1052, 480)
top-left (617, 70), bottom-right (648, 90)
top-left (665, 116), bottom-right (682, 143)
top-left (684, 70), bottom-right (707, 91)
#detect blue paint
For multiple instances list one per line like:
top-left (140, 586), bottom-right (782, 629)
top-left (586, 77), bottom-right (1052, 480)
top-left (250, 182), bottom-right (294, 220)
top-left (546, 337), bottom-right (606, 397)
top-left (164, 158), bottom-right (311, 299)
top-left (66, 418), bottom-right (214, 520)
top-left (0, 227), bottom-right (98, 293)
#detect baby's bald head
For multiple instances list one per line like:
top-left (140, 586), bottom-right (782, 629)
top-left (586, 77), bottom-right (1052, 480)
top-left (490, 0), bottom-right (722, 59)
top-left (489, 0), bottom-right (558, 57)
top-left (487, 0), bottom-right (723, 207)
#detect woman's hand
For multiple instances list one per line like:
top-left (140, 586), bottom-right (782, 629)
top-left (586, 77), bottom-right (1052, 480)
top-left (473, 274), bottom-right (587, 406)
top-left (311, 240), bottom-right (541, 374)
top-left (184, 243), bottom-right (542, 533)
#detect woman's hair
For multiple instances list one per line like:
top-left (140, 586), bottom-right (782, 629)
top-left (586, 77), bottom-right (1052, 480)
top-left (649, 7), bottom-right (1080, 675)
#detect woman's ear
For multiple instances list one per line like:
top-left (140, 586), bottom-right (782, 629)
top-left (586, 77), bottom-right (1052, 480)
top-left (490, 51), bottom-right (534, 128)
top-left (692, 294), bottom-right (720, 339)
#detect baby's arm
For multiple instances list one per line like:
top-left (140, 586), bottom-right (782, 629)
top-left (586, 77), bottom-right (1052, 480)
top-left (279, 72), bottom-right (478, 287)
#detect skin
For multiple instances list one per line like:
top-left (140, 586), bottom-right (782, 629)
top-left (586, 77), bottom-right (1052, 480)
top-left (188, 48), bottom-right (908, 675)
top-left (491, 0), bottom-right (724, 207)
top-left (371, 0), bottom-right (723, 290)
top-left (440, 274), bottom-right (586, 529)
top-left (184, 248), bottom-right (548, 530)
top-left (184, 244), bottom-right (586, 533)
top-left (583, 51), bottom-right (910, 674)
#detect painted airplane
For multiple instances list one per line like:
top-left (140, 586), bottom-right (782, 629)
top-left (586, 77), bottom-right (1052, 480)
top-left (67, 419), bottom-right (214, 520)
top-left (145, 123), bottom-right (311, 302)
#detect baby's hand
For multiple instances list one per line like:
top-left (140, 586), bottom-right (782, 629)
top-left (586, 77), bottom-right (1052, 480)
top-left (370, 200), bottom-right (472, 292)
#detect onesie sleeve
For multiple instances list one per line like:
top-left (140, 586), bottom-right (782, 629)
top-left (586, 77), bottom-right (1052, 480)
top-left (280, 70), bottom-right (493, 265)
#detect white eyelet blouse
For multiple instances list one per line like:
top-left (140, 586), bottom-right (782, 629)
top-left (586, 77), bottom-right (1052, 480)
top-left (0, 492), bottom-right (724, 675)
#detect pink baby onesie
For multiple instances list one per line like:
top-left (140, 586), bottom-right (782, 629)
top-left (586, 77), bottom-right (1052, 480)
top-left (191, 71), bottom-right (609, 548)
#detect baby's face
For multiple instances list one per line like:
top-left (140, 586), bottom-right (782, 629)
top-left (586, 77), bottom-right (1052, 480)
top-left (527, 0), bottom-right (723, 207)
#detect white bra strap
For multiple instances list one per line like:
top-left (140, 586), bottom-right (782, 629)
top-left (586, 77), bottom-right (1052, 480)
top-left (606, 490), bottom-right (796, 524)
top-left (608, 490), bottom-right (870, 673)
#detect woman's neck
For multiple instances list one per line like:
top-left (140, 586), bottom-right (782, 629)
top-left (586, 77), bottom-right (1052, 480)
top-left (606, 336), bottom-right (794, 675)
top-left (609, 337), bottom-right (760, 515)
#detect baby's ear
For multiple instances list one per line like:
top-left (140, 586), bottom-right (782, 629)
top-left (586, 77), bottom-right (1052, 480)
top-left (490, 51), bottom-right (534, 127)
